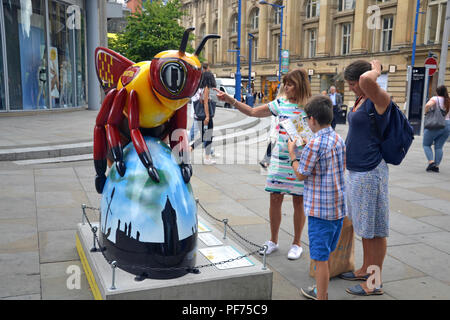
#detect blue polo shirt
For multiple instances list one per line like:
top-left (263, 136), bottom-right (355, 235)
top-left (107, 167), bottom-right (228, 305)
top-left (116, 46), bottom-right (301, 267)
top-left (346, 98), bottom-right (391, 172)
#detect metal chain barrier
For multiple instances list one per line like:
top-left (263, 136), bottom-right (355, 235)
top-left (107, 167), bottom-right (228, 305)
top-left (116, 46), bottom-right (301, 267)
top-left (80, 201), bottom-right (268, 288)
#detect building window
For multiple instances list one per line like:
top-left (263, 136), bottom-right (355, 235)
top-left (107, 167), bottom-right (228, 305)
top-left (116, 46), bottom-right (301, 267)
top-left (425, 0), bottom-right (447, 44)
top-left (250, 8), bottom-right (259, 30)
top-left (253, 38), bottom-right (258, 62)
top-left (342, 23), bottom-right (351, 55)
top-left (273, 34), bottom-right (281, 60)
top-left (338, 0), bottom-right (355, 11)
top-left (308, 29), bottom-right (316, 58)
top-left (274, 5), bottom-right (282, 25)
top-left (229, 40), bottom-right (237, 63)
top-left (231, 15), bottom-right (238, 34)
top-left (380, 16), bottom-right (393, 52)
top-left (306, 0), bottom-right (319, 19)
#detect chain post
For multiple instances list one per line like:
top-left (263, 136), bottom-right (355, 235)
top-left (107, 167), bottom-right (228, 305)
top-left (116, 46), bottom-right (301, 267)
top-left (222, 218), bottom-right (228, 240)
top-left (81, 204), bottom-right (86, 225)
top-left (261, 245), bottom-right (268, 270)
top-left (90, 226), bottom-right (98, 252)
top-left (110, 261), bottom-right (117, 290)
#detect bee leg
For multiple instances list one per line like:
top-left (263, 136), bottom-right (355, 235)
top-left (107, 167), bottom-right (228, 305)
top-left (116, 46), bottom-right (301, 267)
top-left (93, 89), bottom-right (118, 193)
top-left (169, 105), bottom-right (193, 183)
top-left (106, 88), bottom-right (128, 177)
top-left (128, 90), bottom-right (160, 183)
top-left (180, 163), bottom-right (193, 183)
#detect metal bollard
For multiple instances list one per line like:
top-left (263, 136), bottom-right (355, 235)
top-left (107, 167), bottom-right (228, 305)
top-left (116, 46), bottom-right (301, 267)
top-left (110, 261), bottom-right (117, 290)
top-left (262, 245), bottom-right (268, 270)
top-left (81, 204), bottom-right (86, 225)
top-left (222, 218), bottom-right (228, 240)
top-left (90, 226), bottom-right (98, 252)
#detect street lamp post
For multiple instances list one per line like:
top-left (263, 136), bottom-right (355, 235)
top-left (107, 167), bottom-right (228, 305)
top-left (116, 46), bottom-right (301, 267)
top-left (247, 33), bottom-right (255, 107)
top-left (235, 0), bottom-right (242, 102)
top-left (260, 0), bottom-right (285, 86)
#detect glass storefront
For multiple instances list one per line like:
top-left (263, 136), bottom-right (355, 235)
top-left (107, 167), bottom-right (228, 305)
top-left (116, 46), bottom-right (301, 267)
top-left (1, 0), bottom-right (86, 112)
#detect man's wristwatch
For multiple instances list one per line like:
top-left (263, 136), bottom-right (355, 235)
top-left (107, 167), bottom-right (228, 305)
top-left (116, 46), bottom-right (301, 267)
top-left (290, 159), bottom-right (298, 166)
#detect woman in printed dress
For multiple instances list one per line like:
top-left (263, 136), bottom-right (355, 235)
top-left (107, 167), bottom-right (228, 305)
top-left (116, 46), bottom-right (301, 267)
top-left (214, 69), bottom-right (313, 260)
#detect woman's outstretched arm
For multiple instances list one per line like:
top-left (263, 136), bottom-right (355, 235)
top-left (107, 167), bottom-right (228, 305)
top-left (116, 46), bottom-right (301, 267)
top-left (213, 88), bottom-right (272, 118)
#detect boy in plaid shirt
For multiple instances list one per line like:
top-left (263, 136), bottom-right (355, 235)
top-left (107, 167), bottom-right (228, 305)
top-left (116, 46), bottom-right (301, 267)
top-left (288, 95), bottom-right (347, 300)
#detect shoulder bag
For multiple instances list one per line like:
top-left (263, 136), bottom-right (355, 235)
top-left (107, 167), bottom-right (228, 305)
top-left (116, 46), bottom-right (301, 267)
top-left (424, 98), bottom-right (446, 130)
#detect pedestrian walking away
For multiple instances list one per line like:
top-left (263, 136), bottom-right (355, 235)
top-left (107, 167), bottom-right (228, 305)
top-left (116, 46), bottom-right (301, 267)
top-left (339, 60), bottom-right (392, 296)
top-left (215, 68), bottom-right (314, 261)
top-left (422, 85), bottom-right (450, 173)
top-left (288, 95), bottom-right (347, 300)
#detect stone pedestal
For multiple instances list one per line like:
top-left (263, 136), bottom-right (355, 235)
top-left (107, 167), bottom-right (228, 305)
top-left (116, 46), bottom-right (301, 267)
top-left (76, 217), bottom-right (273, 300)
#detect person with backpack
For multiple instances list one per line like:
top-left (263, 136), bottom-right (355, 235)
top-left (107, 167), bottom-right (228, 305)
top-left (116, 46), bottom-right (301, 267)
top-left (190, 64), bottom-right (217, 165)
top-left (422, 85), bottom-right (450, 173)
top-left (338, 60), bottom-right (392, 297)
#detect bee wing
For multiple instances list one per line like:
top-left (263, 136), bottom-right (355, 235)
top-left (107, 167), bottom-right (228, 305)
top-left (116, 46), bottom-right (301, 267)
top-left (95, 47), bottom-right (135, 92)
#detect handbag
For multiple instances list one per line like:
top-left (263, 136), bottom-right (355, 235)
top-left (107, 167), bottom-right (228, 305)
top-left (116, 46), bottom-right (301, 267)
top-left (193, 100), bottom-right (216, 121)
top-left (424, 98), bottom-right (446, 130)
top-left (309, 217), bottom-right (355, 279)
top-left (193, 88), bottom-right (216, 121)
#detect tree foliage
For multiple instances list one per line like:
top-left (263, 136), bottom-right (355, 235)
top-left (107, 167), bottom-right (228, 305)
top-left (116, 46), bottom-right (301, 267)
top-left (109, 0), bottom-right (193, 63)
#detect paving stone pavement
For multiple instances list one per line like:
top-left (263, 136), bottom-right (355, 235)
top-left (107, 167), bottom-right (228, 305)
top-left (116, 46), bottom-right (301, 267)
top-left (0, 109), bottom-right (449, 300)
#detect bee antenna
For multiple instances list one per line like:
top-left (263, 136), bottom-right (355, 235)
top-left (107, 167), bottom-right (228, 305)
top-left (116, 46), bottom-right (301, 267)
top-left (194, 34), bottom-right (221, 56)
top-left (179, 27), bottom-right (195, 55)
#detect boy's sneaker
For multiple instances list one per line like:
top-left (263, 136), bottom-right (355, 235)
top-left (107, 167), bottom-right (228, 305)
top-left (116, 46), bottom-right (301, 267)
top-left (203, 157), bottom-right (216, 165)
top-left (258, 241), bottom-right (278, 255)
top-left (287, 244), bottom-right (303, 260)
top-left (301, 285), bottom-right (318, 300)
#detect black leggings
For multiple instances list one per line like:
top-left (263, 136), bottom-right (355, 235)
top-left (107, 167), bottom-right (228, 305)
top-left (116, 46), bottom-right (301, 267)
top-left (190, 118), bottom-right (214, 156)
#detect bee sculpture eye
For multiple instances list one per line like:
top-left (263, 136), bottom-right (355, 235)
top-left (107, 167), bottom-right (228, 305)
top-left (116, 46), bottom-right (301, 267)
top-left (150, 57), bottom-right (201, 100)
top-left (160, 61), bottom-right (186, 95)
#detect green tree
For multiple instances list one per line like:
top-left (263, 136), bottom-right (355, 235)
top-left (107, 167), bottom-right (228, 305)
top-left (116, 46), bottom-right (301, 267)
top-left (109, 0), bottom-right (193, 63)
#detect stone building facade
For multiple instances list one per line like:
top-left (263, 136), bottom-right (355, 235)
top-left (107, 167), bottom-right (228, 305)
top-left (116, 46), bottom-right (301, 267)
top-left (180, 0), bottom-right (450, 106)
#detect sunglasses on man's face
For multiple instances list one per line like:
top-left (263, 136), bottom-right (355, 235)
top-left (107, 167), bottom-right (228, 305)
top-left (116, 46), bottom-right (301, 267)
top-left (303, 115), bottom-right (312, 121)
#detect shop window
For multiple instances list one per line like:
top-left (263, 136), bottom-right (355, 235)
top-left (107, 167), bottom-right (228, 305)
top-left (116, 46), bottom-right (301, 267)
top-left (49, 1), bottom-right (75, 108)
top-left (3, 0), bottom-right (48, 110)
top-left (75, 12), bottom-right (86, 106)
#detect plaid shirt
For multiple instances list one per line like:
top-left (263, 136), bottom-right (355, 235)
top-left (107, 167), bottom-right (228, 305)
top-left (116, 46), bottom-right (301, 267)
top-left (297, 127), bottom-right (347, 220)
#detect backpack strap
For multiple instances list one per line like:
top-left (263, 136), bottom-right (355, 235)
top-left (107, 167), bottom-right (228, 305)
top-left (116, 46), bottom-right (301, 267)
top-left (368, 100), bottom-right (383, 141)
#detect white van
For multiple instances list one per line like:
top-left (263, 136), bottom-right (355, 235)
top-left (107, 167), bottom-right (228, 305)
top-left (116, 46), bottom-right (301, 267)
top-left (211, 78), bottom-right (244, 108)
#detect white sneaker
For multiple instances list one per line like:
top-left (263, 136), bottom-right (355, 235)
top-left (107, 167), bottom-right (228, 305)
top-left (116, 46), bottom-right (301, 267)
top-left (203, 157), bottom-right (216, 165)
top-left (287, 244), bottom-right (303, 260)
top-left (259, 240), bottom-right (279, 255)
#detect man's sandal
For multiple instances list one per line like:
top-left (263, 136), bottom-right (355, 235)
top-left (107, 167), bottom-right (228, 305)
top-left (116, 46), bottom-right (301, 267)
top-left (346, 284), bottom-right (384, 296)
top-left (339, 271), bottom-right (370, 281)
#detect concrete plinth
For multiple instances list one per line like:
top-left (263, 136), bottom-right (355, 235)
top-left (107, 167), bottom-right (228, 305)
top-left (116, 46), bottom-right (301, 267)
top-left (76, 218), bottom-right (273, 300)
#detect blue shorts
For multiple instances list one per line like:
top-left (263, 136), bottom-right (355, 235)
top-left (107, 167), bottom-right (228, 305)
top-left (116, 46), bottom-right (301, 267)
top-left (308, 216), bottom-right (344, 261)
